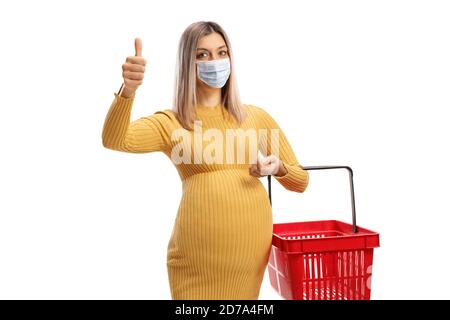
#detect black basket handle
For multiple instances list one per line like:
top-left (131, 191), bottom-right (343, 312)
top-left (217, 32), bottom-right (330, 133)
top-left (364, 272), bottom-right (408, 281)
top-left (267, 165), bottom-right (358, 233)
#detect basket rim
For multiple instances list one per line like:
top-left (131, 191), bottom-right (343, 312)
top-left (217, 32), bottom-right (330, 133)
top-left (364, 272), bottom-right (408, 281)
top-left (273, 219), bottom-right (379, 236)
top-left (271, 219), bottom-right (380, 253)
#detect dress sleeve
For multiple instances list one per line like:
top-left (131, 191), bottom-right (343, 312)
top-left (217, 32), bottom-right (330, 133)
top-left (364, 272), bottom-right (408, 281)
top-left (255, 106), bottom-right (309, 193)
top-left (102, 92), bottom-right (172, 153)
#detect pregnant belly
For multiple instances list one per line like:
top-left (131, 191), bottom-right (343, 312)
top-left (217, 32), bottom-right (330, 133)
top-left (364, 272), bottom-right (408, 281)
top-left (179, 168), bottom-right (272, 224)
top-left (167, 169), bottom-right (273, 269)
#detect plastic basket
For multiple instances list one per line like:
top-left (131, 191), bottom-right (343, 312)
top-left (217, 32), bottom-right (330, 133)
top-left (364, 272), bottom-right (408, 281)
top-left (266, 166), bottom-right (380, 300)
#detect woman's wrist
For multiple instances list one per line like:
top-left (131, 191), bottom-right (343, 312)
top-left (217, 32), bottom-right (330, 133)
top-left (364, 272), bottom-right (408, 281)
top-left (118, 83), bottom-right (136, 99)
top-left (274, 161), bottom-right (287, 177)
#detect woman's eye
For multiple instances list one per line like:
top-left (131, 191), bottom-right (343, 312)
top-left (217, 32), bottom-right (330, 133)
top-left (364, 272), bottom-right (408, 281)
top-left (196, 51), bottom-right (227, 59)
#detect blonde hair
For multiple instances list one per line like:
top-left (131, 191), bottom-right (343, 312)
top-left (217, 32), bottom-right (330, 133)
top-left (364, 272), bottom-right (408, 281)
top-left (171, 21), bottom-right (247, 130)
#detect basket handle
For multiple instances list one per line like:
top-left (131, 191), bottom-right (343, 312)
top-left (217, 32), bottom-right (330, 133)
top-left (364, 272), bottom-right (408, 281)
top-left (267, 165), bottom-right (358, 233)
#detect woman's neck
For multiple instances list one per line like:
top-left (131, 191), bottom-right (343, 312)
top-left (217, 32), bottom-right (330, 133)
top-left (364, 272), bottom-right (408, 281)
top-left (197, 86), bottom-right (222, 107)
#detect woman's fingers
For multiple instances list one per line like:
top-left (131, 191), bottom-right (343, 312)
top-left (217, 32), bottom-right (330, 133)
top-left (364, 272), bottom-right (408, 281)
top-left (249, 154), bottom-right (281, 177)
top-left (258, 157), bottom-right (270, 176)
top-left (266, 154), bottom-right (278, 163)
top-left (126, 55), bottom-right (147, 66)
top-left (248, 164), bottom-right (263, 177)
top-left (123, 71), bottom-right (145, 80)
top-left (123, 62), bottom-right (146, 72)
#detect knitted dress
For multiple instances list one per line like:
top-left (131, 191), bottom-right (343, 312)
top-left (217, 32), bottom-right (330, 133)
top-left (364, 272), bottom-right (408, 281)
top-left (102, 93), bottom-right (309, 299)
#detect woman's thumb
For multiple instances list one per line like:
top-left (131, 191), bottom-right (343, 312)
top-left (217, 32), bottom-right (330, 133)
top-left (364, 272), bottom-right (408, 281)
top-left (257, 151), bottom-right (269, 165)
top-left (135, 38), bottom-right (142, 56)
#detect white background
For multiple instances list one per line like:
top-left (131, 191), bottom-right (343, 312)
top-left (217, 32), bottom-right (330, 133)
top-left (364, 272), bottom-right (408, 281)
top-left (0, 0), bottom-right (449, 300)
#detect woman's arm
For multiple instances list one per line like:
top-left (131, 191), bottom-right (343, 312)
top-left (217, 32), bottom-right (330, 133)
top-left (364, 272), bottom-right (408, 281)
top-left (101, 91), bottom-right (171, 153)
top-left (256, 106), bottom-right (309, 193)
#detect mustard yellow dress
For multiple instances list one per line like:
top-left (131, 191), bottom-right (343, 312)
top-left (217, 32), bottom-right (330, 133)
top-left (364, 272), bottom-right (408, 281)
top-left (102, 93), bottom-right (309, 299)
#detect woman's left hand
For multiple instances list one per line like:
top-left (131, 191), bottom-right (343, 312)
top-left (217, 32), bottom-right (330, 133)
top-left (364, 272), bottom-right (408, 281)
top-left (249, 151), bottom-right (287, 177)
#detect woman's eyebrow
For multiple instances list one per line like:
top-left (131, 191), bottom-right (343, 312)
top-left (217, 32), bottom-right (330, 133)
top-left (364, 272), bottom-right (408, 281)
top-left (196, 45), bottom-right (227, 51)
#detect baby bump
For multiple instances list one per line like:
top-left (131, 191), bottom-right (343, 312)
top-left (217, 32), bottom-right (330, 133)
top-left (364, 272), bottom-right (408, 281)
top-left (179, 168), bottom-right (272, 221)
top-left (167, 169), bottom-right (273, 269)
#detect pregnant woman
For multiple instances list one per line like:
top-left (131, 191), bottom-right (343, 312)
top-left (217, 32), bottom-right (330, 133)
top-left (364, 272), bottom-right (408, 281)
top-left (102, 21), bottom-right (309, 299)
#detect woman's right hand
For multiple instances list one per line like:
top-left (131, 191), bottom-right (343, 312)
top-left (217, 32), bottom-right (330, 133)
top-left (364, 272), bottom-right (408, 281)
top-left (120, 38), bottom-right (146, 97)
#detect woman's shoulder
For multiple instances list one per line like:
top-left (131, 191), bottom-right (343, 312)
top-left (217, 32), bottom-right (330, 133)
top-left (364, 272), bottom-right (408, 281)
top-left (242, 103), bottom-right (280, 129)
top-left (153, 108), bottom-right (176, 118)
top-left (243, 103), bottom-right (259, 111)
top-left (138, 108), bottom-right (182, 131)
top-left (151, 108), bottom-right (180, 123)
top-left (242, 103), bottom-right (271, 118)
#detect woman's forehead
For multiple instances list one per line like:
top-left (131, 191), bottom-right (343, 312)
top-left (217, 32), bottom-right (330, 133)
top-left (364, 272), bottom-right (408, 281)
top-left (197, 33), bottom-right (226, 50)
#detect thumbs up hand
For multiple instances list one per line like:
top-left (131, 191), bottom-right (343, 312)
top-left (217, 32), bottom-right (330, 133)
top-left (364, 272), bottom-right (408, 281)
top-left (249, 151), bottom-right (287, 177)
top-left (121, 37), bottom-right (147, 94)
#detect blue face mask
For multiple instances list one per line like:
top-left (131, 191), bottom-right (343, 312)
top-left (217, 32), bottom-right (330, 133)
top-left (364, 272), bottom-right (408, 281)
top-left (196, 57), bottom-right (231, 88)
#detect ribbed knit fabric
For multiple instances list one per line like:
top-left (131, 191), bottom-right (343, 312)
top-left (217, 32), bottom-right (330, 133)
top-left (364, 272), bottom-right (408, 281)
top-left (102, 92), bottom-right (309, 299)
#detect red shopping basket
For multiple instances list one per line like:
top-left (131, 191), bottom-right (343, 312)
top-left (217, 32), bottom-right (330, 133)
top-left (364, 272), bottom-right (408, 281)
top-left (266, 166), bottom-right (380, 300)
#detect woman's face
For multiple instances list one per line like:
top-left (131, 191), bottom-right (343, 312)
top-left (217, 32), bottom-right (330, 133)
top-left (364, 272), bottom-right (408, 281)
top-left (195, 32), bottom-right (229, 90)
